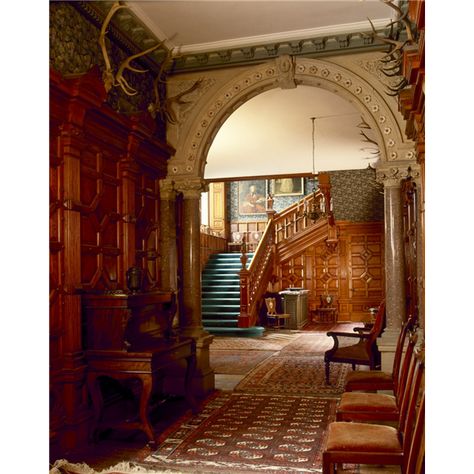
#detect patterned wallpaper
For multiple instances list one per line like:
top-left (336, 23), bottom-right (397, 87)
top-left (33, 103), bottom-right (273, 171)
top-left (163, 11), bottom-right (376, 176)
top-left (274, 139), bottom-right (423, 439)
top-left (330, 168), bottom-right (384, 222)
top-left (49, 2), bottom-right (162, 126)
top-left (229, 169), bottom-right (383, 223)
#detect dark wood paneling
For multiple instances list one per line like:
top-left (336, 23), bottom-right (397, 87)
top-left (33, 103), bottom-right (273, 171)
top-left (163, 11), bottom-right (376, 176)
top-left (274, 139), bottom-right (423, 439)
top-left (50, 67), bottom-right (173, 457)
top-left (274, 221), bottom-right (384, 322)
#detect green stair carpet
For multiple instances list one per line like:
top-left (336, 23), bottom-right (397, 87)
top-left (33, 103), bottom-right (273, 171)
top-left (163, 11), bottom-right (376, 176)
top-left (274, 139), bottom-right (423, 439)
top-left (202, 252), bottom-right (264, 337)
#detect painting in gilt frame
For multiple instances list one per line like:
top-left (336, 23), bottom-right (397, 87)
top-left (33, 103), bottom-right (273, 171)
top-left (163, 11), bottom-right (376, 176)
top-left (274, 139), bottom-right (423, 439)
top-left (238, 180), bottom-right (267, 215)
top-left (273, 177), bottom-right (304, 196)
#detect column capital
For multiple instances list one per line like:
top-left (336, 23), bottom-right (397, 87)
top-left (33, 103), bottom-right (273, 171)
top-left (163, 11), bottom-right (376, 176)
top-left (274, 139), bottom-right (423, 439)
top-left (376, 162), bottom-right (421, 188)
top-left (159, 179), bottom-right (177, 201)
top-left (174, 178), bottom-right (208, 199)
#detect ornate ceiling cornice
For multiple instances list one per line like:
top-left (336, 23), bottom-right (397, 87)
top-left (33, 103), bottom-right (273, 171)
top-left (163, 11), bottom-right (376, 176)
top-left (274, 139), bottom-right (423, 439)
top-left (171, 32), bottom-right (393, 74)
top-left (72, 1), bottom-right (167, 74)
top-left (71, 1), bottom-right (407, 75)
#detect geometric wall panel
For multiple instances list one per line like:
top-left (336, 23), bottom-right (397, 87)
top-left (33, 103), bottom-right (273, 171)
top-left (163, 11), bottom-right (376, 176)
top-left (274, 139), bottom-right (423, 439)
top-left (275, 222), bottom-right (384, 322)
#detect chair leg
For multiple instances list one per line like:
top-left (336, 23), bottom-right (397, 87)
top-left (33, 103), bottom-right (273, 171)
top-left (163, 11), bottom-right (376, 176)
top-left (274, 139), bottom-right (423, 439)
top-left (322, 452), bottom-right (335, 474)
top-left (325, 361), bottom-right (330, 384)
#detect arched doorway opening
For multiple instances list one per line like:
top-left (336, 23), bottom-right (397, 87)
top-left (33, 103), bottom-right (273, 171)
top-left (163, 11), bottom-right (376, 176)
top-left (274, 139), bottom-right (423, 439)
top-left (162, 56), bottom-right (418, 394)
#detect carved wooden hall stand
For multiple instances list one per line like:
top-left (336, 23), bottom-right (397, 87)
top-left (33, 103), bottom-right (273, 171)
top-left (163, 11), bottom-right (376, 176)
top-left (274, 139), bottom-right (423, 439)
top-left (83, 291), bottom-right (197, 447)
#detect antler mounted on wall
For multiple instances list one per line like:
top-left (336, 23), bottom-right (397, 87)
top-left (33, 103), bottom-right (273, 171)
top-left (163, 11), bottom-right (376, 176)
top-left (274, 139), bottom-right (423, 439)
top-left (367, 0), bottom-right (416, 96)
top-left (357, 116), bottom-right (381, 163)
top-left (148, 47), bottom-right (203, 124)
top-left (99, 1), bottom-right (167, 96)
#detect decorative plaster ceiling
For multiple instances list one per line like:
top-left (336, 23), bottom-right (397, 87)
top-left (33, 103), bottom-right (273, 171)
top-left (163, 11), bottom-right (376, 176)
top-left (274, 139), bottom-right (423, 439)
top-left (130, 1), bottom-right (391, 54)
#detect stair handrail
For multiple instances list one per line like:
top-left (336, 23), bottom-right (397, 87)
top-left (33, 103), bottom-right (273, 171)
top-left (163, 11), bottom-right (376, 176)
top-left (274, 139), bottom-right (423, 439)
top-left (273, 189), bottom-right (327, 244)
top-left (237, 174), bottom-right (335, 328)
top-left (238, 219), bottom-right (275, 328)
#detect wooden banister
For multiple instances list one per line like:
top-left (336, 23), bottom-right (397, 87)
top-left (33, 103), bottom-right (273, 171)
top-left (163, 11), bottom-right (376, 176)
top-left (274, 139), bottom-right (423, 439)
top-left (274, 189), bottom-right (332, 244)
top-left (238, 220), bottom-right (275, 328)
top-left (238, 175), bottom-right (335, 328)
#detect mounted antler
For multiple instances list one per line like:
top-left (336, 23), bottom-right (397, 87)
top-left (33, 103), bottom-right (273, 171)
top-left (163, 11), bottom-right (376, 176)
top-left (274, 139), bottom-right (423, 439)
top-left (357, 116), bottom-right (381, 161)
top-left (99, 1), bottom-right (166, 96)
top-left (99, 2), bottom-right (128, 92)
top-left (164, 78), bottom-right (203, 124)
top-left (148, 47), bottom-right (203, 124)
top-left (114, 40), bottom-right (167, 96)
top-left (365, 0), bottom-right (417, 97)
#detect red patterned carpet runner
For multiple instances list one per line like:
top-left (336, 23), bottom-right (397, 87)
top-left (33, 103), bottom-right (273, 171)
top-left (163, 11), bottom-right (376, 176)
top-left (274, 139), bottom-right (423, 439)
top-left (146, 392), bottom-right (338, 473)
top-left (210, 350), bottom-right (276, 374)
top-left (145, 330), bottom-right (358, 473)
top-left (234, 355), bottom-right (350, 397)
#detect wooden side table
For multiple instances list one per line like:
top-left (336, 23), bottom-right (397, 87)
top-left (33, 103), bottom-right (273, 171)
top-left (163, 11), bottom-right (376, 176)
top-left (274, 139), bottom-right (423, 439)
top-left (86, 337), bottom-right (196, 447)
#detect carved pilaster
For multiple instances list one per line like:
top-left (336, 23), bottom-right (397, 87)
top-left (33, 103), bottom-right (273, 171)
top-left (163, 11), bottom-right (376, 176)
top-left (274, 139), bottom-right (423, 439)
top-left (376, 162), bottom-right (421, 187)
top-left (159, 179), bottom-right (177, 201)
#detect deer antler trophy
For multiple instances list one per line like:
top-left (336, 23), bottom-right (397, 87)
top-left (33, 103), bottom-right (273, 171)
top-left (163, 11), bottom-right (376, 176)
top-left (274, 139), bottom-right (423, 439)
top-left (148, 47), bottom-right (203, 124)
top-left (366, 0), bottom-right (416, 96)
top-left (99, 1), bottom-right (166, 96)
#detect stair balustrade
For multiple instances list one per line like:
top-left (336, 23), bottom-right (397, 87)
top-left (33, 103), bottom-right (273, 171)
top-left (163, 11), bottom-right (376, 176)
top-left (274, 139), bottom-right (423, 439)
top-left (274, 190), bottom-right (330, 244)
top-left (237, 181), bottom-right (336, 329)
top-left (238, 221), bottom-right (275, 328)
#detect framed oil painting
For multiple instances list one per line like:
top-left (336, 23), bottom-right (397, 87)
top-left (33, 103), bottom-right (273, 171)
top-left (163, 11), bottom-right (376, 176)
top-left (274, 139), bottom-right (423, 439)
top-left (273, 177), bottom-right (304, 196)
top-left (238, 180), bottom-right (267, 215)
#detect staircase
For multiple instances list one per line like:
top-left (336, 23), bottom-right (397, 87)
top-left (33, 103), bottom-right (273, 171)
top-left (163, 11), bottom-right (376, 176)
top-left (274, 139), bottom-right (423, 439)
top-left (201, 253), bottom-right (265, 337)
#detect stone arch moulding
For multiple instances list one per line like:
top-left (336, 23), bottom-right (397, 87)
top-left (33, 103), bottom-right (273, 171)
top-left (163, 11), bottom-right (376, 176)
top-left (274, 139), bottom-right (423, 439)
top-left (167, 56), bottom-right (417, 180)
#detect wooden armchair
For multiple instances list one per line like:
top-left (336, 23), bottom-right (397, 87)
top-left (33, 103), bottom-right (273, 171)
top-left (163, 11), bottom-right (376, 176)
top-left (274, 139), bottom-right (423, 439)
top-left (322, 351), bottom-right (425, 474)
top-left (344, 315), bottom-right (417, 392)
top-left (324, 300), bottom-right (385, 384)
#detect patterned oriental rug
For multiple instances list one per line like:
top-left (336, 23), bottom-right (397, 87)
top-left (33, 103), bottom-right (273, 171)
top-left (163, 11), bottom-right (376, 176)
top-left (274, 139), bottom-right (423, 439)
top-left (234, 355), bottom-right (350, 397)
top-left (209, 350), bottom-right (276, 375)
top-left (145, 392), bottom-right (341, 474)
top-left (210, 332), bottom-right (300, 351)
top-left (279, 334), bottom-right (334, 354)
